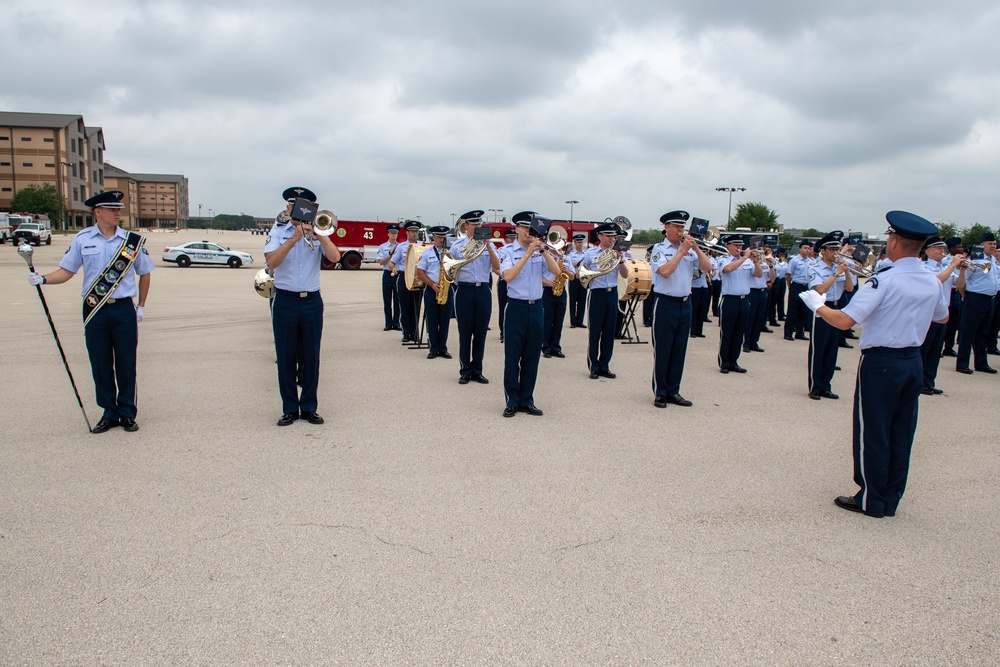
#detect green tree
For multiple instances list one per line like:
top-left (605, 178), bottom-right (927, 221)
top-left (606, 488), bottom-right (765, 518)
top-left (10, 184), bottom-right (65, 225)
top-left (212, 213), bottom-right (255, 230)
top-left (936, 222), bottom-right (958, 240)
top-left (728, 201), bottom-right (779, 232)
top-left (961, 223), bottom-right (996, 249)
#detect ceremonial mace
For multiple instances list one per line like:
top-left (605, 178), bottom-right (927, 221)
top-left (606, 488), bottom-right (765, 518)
top-left (18, 242), bottom-right (93, 433)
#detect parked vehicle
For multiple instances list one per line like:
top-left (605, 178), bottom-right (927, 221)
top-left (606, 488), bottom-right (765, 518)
top-left (12, 222), bottom-right (52, 246)
top-left (162, 241), bottom-right (254, 268)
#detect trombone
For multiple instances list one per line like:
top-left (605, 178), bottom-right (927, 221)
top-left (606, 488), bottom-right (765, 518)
top-left (834, 251), bottom-right (875, 279)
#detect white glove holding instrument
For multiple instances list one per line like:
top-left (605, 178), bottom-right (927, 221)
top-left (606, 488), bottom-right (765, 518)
top-left (799, 289), bottom-right (826, 312)
top-left (136, 306), bottom-right (145, 323)
top-left (27, 272), bottom-right (44, 286)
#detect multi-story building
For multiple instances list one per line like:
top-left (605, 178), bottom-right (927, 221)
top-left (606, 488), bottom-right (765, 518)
top-left (132, 172), bottom-right (189, 229)
top-left (0, 111), bottom-right (103, 229)
top-left (103, 162), bottom-right (139, 228)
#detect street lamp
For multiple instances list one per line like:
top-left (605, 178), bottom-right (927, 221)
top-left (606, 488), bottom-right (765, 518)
top-left (60, 161), bottom-right (74, 232)
top-left (451, 213), bottom-right (456, 225)
top-left (495, 209), bottom-right (503, 222)
top-left (565, 200), bottom-right (578, 223)
top-left (715, 187), bottom-right (746, 226)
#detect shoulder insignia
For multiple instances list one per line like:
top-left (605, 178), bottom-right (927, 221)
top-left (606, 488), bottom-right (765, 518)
top-left (266, 235), bottom-right (272, 244)
top-left (808, 272), bottom-right (816, 281)
top-left (869, 277), bottom-right (879, 289)
top-left (652, 252), bottom-right (661, 262)
top-left (142, 247), bottom-right (149, 255)
top-left (64, 247), bottom-right (70, 255)
top-left (876, 265), bottom-right (893, 274)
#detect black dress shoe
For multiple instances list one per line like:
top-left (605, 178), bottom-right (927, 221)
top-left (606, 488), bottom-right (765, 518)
top-left (543, 352), bottom-right (552, 358)
top-left (401, 337), bottom-right (413, 343)
top-left (975, 366), bottom-right (998, 374)
top-left (834, 365), bottom-right (841, 371)
top-left (120, 417), bottom-right (139, 432)
top-left (427, 352), bottom-right (438, 359)
top-left (748, 345), bottom-right (765, 352)
top-left (988, 349), bottom-right (1000, 356)
top-left (499, 337), bottom-right (504, 343)
top-left (551, 351), bottom-right (565, 358)
top-left (383, 326), bottom-right (392, 331)
top-left (439, 352), bottom-right (452, 359)
top-left (820, 391), bottom-right (839, 400)
top-left (667, 394), bottom-right (693, 407)
top-left (301, 411), bottom-right (325, 425)
top-left (839, 341), bottom-right (854, 349)
top-left (597, 370), bottom-right (617, 379)
top-left (719, 367), bottom-right (730, 374)
top-left (808, 392), bottom-right (821, 400)
top-left (589, 371), bottom-right (599, 379)
top-left (784, 336), bottom-right (795, 341)
top-left (835, 495), bottom-right (884, 518)
top-left (795, 335), bottom-right (809, 341)
top-left (519, 405), bottom-right (543, 416)
top-left (941, 348), bottom-right (957, 357)
top-left (503, 406), bottom-right (517, 418)
top-left (777, 316), bottom-right (785, 321)
top-left (730, 365), bottom-right (747, 373)
top-left (472, 375), bottom-right (489, 384)
top-left (654, 396), bottom-right (668, 408)
top-left (277, 413), bottom-right (298, 427)
top-left (932, 388), bottom-right (944, 395)
top-left (762, 327), bottom-right (773, 333)
top-left (459, 376), bottom-right (471, 384)
top-left (957, 367), bottom-right (973, 374)
top-left (91, 417), bottom-right (119, 434)
top-left (920, 387), bottom-right (934, 396)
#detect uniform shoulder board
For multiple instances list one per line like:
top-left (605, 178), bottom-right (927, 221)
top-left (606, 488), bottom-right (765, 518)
top-left (876, 264), bottom-right (893, 274)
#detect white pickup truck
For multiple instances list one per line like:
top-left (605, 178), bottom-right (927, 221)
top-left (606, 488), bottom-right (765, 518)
top-left (12, 222), bottom-right (52, 246)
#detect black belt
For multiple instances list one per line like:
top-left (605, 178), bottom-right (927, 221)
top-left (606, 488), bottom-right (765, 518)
top-left (655, 294), bottom-right (689, 302)
top-left (103, 297), bottom-right (133, 305)
top-left (276, 288), bottom-right (320, 298)
top-left (792, 281), bottom-right (808, 287)
top-left (723, 294), bottom-right (747, 299)
top-left (589, 287), bottom-right (617, 293)
top-left (862, 346), bottom-right (920, 357)
top-left (750, 288), bottom-right (765, 292)
top-left (457, 282), bottom-right (487, 287)
top-left (508, 297), bottom-right (540, 305)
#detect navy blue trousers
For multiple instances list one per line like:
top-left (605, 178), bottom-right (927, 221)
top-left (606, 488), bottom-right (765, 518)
top-left (272, 290), bottom-right (323, 415)
top-left (920, 322), bottom-right (946, 390)
top-left (785, 283), bottom-right (808, 337)
top-left (423, 287), bottom-right (452, 354)
top-left (710, 280), bottom-right (721, 316)
top-left (396, 273), bottom-right (421, 341)
top-left (943, 289), bottom-right (962, 351)
top-left (542, 286), bottom-right (567, 354)
top-left (743, 288), bottom-right (766, 348)
top-left (455, 283), bottom-right (491, 377)
top-left (84, 298), bottom-right (138, 420)
top-left (381, 270), bottom-right (400, 328)
top-left (718, 294), bottom-right (749, 369)
top-left (808, 311), bottom-right (841, 394)
top-left (689, 288), bottom-right (708, 336)
top-left (956, 292), bottom-right (995, 370)
top-left (503, 299), bottom-right (543, 408)
top-left (769, 280), bottom-right (786, 323)
top-left (587, 288), bottom-right (618, 372)
top-left (652, 295), bottom-right (692, 398)
top-left (642, 290), bottom-right (656, 327)
top-left (852, 347), bottom-right (922, 516)
top-left (569, 279), bottom-right (587, 326)
top-left (497, 279), bottom-right (508, 338)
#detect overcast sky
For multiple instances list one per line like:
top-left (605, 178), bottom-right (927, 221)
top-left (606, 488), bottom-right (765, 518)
top-left (4, 0), bottom-right (999, 233)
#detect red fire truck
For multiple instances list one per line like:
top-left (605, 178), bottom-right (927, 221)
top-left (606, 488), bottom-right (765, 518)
top-left (321, 220), bottom-right (423, 270)
top-left (479, 220), bottom-right (601, 247)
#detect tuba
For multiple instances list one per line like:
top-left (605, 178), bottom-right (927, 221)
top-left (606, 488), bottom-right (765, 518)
top-left (254, 268), bottom-right (274, 298)
top-left (314, 210), bottom-right (338, 237)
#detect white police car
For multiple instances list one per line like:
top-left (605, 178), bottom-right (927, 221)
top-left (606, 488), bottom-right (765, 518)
top-left (162, 241), bottom-right (254, 268)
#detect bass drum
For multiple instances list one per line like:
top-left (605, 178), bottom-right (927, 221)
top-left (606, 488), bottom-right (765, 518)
top-left (405, 244), bottom-right (432, 290)
top-left (618, 259), bottom-right (652, 301)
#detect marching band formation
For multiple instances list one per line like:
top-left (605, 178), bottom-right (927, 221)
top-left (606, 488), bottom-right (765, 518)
top-left (19, 186), bottom-right (1000, 518)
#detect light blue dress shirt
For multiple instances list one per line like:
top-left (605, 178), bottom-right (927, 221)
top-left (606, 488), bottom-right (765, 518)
top-left (59, 225), bottom-right (155, 298)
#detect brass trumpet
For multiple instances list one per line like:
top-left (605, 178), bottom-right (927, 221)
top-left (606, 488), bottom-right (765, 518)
top-left (834, 252), bottom-right (875, 279)
top-left (959, 259), bottom-right (991, 274)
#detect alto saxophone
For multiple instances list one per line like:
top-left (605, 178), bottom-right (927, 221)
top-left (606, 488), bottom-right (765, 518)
top-left (552, 271), bottom-right (569, 296)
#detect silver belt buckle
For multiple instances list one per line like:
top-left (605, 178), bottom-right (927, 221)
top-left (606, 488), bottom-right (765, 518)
top-left (107, 298), bottom-right (116, 304)
top-left (299, 292), bottom-right (308, 298)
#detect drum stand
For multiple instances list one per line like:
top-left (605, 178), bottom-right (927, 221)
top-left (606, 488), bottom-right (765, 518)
top-left (618, 296), bottom-right (648, 345)
top-left (408, 290), bottom-right (429, 350)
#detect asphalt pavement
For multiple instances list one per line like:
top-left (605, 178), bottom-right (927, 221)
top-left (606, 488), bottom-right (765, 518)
top-left (1, 231), bottom-right (997, 665)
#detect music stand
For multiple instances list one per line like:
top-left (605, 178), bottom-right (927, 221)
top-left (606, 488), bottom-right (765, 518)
top-left (618, 296), bottom-right (648, 345)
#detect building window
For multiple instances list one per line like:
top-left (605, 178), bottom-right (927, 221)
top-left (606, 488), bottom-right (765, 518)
top-left (73, 187), bottom-right (79, 201)
top-left (45, 163), bottom-right (55, 168)
top-left (0, 136), bottom-right (8, 141)
top-left (70, 138), bottom-right (76, 152)
top-left (0, 162), bottom-right (9, 166)
top-left (1, 187), bottom-right (11, 192)
top-left (22, 162), bottom-right (33, 167)
top-left (93, 170), bottom-right (97, 183)
top-left (71, 164), bottom-right (77, 177)
top-left (21, 137), bottom-right (31, 142)
top-left (91, 148), bottom-right (96, 160)
top-left (44, 137), bottom-right (54, 143)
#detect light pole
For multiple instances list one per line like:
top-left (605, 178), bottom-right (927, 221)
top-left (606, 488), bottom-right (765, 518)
top-left (565, 200), bottom-right (578, 223)
top-left (61, 161), bottom-right (74, 232)
top-left (451, 213), bottom-right (456, 226)
top-left (715, 187), bottom-right (746, 226)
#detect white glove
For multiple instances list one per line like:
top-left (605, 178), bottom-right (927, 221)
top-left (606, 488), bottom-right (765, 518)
top-left (27, 272), bottom-right (44, 286)
top-left (136, 306), bottom-right (145, 323)
top-left (799, 289), bottom-right (826, 312)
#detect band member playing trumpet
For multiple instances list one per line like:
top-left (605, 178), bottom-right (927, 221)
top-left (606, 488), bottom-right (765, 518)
top-left (25, 190), bottom-right (154, 434)
top-left (450, 210), bottom-right (500, 384)
top-left (718, 235), bottom-right (761, 373)
top-left (956, 232), bottom-right (998, 374)
top-left (388, 220), bottom-right (423, 343)
top-left (500, 212), bottom-right (563, 417)
top-left (265, 186), bottom-right (342, 427)
top-left (784, 240), bottom-right (813, 341)
top-left (650, 211), bottom-right (712, 408)
top-left (584, 223), bottom-right (629, 379)
top-left (376, 223), bottom-right (401, 331)
top-left (415, 226), bottom-right (453, 360)
top-left (743, 245), bottom-right (775, 353)
top-left (919, 236), bottom-right (966, 394)
top-left (806, 232), bottom-right (854, 400)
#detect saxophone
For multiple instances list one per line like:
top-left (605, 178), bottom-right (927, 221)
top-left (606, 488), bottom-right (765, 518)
top-left (552, 271), bottom-right (569, 296)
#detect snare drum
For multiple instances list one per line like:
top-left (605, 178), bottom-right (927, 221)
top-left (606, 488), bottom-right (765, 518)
top-left (617, 259), bottom-right (652, 301)
top-left (405, 244), bottom-right (432, 290)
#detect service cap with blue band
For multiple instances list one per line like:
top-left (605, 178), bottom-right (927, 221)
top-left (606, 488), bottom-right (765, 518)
top-left (84, 190), bottom-right (125, 209)
top-left (459, 210), bottom-right (485, 223)
top-left (504, 229), bottom-right (517, 239)
top-left (403, 220), bottom-right (423, 231)
top-left (511, 211), bottom-right (537, 226)
top-left (816, 230), bottom-right (844, 249)
top-left (945, 236), bottom-right (963, 248)
top-left (594, 223), bottom-right (618, 235)
top-left (429, 225), bottom-right (450, 236)
top-left (386, 224), bottom-right (400, 233)
top-left (981, 232), bottom-right (996, 243)
top-left (722, 234), bottom-right (744, 245)
top-left (659, 210), bottom-right (690, 225)
top-left (885, 210), bottom-right (938, 240)
top-left (572, 232), bottom-right (586, 241)
top-left (921, 235), bottom-right (946, 251)
top-left (282, 186), bottom-right (317, 203)
top-left (798, 238), bottom-right (812, 247)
